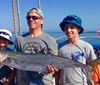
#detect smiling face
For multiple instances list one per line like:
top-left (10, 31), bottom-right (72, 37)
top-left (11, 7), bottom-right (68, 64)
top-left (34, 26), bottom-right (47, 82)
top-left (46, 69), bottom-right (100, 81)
top-left (0, 37), bottom-right (9, 50)
top-left (64, 23), bottom-right (81, 40)
top-left (26, 9), bottom-right (44, 31)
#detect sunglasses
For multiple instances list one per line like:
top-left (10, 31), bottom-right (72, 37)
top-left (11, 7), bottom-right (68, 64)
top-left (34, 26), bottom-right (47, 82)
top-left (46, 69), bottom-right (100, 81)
top-left (26, 16), bottom-right (41, 20)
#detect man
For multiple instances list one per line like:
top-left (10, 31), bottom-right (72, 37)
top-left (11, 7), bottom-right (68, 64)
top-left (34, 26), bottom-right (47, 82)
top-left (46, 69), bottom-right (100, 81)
top-left (15, 8), bottom-right (58, 85)
top-left (58, 14), bottom-right (96, 85)
top-left (0, 29), bottom-right (16, 85)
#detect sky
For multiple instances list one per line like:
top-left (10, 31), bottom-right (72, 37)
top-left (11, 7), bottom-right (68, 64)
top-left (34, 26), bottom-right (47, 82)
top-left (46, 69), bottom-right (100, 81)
top-left (0, 0), bottom-right (100, 33)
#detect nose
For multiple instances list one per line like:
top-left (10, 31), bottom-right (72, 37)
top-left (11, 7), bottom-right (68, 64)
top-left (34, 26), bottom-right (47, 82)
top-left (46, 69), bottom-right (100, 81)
top-left (64, 27), bottom-right (71, 32)
top-left (67, 28), bottom-right (71, 32)
top-left (28, 17), bottom-right (33, 21)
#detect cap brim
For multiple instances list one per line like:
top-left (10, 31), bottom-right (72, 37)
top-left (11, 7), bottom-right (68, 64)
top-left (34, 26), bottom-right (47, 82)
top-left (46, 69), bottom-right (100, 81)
top-left (60, 21), bottom-right (84, 34)
top-left (0, 36), bottom-right (14, 45)
top-left (9, 41), bottom-right (14, 45)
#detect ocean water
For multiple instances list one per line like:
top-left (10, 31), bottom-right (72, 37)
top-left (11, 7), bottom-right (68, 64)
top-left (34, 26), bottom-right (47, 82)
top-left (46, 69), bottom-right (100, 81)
top-left (49, 32), bottom-right (100, 48)
top-left (9, 32), bottom-right (100, 50)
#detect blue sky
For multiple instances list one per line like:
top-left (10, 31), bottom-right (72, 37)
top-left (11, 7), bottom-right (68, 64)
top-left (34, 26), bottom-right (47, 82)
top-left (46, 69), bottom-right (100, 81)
top-left (0, 0), bottom-right (100, 33)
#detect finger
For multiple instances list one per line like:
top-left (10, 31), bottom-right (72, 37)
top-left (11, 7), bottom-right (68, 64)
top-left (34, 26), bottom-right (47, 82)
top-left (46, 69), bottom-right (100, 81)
top-left (47, 65), bottom-right (51, 71)
top-left (47, 65), bottom-right (54, 72)
top-left (53, 66), bottom-right (59, 72)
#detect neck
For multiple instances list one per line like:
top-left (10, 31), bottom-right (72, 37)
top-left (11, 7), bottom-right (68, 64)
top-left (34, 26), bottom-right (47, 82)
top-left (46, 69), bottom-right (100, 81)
top-left (29, 28), bottom-right (43, 37)
top-left (68, 37), bottom-right (80, 44)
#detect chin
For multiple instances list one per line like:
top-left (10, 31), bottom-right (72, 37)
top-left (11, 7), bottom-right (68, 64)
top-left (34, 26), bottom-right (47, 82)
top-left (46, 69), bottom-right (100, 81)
top-left (29, 26), bottom-right (35, 29)
top-left (68, 36), bottom-right (74, 39)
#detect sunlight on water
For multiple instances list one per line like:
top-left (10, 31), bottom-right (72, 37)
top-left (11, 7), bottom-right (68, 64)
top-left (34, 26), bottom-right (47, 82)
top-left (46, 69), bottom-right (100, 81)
top-left (9, 32), bottom-right (100, 50)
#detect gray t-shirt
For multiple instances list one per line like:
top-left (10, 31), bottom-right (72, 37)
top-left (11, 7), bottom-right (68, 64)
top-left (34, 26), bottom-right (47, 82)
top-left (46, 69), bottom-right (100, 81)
top-left (15, 32), bottom-right (58, 85)
top-left (15, 32), bottom-right (58, 54)
top-left (58, 40), bottom-right (96, 85)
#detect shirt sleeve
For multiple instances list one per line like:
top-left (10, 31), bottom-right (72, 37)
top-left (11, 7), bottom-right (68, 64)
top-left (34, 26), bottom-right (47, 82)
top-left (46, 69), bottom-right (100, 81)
top-left (88, 44), bottom-right (97, 60)
top-left (14, 36), bottom-right (23, 52)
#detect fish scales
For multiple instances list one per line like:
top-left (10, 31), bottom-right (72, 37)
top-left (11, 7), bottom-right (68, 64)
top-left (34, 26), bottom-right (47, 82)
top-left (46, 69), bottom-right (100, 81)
top-left (0, 50), bottom-right (91, 72)
top-left (0, 50), bottom-right (94, 85)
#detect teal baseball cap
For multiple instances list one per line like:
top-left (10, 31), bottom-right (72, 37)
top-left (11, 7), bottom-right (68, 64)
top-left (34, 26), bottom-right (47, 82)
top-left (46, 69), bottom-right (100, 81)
top-left (60, 14), bottom-right (84, 34)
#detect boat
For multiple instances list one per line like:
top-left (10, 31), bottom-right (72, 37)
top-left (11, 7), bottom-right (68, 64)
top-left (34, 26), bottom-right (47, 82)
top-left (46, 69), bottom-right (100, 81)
top-left (97, 30), bottom-right (100, 36)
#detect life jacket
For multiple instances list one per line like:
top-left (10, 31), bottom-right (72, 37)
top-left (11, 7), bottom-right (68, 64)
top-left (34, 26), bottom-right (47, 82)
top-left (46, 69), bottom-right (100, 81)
top-left (92, 64), bottom-right (100, 83)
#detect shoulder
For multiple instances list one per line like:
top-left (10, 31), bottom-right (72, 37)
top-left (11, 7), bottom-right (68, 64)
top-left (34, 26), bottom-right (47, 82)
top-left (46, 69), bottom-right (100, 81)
top-left (42, 33), bottom-right (58, 54)
top-left (58, 40), bottom-right (67, 49)
top-left (40, 32), bottom-right (57, 43)
top-left (41, 32), bottom-right (56, 40)
top-left (80, 40), bottom-right (93, 48)
top-left (16, 32), bottom-right (29, 40)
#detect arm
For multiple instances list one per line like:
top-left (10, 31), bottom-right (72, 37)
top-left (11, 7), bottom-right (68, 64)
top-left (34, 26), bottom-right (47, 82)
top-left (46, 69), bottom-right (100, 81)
top-left (47, 53), bottom-right (60, 85)
top-left (47, 65), bottom-right (60, 85)
top-left (92, 65), bottom-right (100, 85)
top-left (0, 52), bottom-right (8, 64)
top-left (54, 70), bottom-right (60, 85)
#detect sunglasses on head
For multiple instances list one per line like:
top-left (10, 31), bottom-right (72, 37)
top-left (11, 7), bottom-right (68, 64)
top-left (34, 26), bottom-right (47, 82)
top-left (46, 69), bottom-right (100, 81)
top-left (0, 31), bottom-right (11, 38)
top-left (0, 32), bottom-right (10, 36)
top-left (26, 16), bottom-right (41, 20)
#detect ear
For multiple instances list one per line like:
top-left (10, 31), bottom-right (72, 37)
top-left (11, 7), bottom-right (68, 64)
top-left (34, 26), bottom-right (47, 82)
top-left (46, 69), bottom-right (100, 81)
top-left (40, 19), bottom-right (44, 24)
top-left (78, 28), bottom-right (81, 33)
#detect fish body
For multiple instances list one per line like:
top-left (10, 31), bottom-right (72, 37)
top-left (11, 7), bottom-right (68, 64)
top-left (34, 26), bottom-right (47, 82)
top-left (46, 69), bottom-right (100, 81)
top-left (0, 50), bottom-right (91, 72)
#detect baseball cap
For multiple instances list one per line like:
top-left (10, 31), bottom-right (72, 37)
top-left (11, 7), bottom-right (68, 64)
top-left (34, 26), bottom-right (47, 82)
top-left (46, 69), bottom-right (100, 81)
top-left (0, 29), bottom-right (13, 44)
top-left (27, 8), bottom-right (43, 18)
top-left (60, 14), bottom-right (84, 34)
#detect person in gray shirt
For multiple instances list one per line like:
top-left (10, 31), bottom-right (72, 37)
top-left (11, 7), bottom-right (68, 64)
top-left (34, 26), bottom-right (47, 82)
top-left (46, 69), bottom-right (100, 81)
top-left (15, 8), bottom-right (58, 85)
top-left (47, 14), bottom-right (97, 85)
top-left (58, 14), bottom-right (96, 85)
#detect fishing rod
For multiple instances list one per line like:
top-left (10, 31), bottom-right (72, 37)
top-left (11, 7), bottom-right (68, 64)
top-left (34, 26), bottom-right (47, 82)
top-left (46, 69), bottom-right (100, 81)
top-left (16, 0), bottom-right (22, 35)
top-left (11, 0), bottom-right (17, 37)
top-left (38, 0), bottom-right (41, 9)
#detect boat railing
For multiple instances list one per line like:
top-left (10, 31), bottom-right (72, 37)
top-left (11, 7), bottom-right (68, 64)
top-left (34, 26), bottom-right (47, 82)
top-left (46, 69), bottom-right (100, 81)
top-left (56, 35), bottom-right (100, 58)
top-left (56, 35), bottom-right (100, 40)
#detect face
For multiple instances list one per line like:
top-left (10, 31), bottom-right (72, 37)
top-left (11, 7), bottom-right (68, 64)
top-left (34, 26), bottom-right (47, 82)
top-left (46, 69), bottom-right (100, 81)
top-left (64, 23), bottom-right (80, 39)
top-left (26, 9), bottom-right (43, 30)
top-left (0, 37), bottom-right (9, 50)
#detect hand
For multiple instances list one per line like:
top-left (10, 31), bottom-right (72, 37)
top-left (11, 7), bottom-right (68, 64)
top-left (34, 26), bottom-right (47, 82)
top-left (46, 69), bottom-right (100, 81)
top-left (47, 65), bottom-right (59, 72)
top-left (0, 52), bottom-right (7, 64)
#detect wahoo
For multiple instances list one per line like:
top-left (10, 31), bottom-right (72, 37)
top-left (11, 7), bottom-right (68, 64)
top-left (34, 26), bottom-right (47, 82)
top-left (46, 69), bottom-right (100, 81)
top-left (0, 50), bottom-right (92, 72)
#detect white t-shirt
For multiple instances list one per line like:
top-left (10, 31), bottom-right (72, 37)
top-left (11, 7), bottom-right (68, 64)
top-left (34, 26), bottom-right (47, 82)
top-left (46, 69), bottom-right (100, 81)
top-left (59, 40), bottom-right (96, 85)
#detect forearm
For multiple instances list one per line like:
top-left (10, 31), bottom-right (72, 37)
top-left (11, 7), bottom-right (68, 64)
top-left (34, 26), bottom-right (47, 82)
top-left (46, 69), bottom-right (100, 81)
top-left (54, 70), bottom-right (60, 85)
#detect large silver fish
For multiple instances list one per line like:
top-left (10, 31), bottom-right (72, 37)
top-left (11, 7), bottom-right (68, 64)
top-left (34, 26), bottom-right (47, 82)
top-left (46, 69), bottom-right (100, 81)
top-left (0, 50), bottom-right (92, 72)
top-left (0, 50), bottom-right (94, 85)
